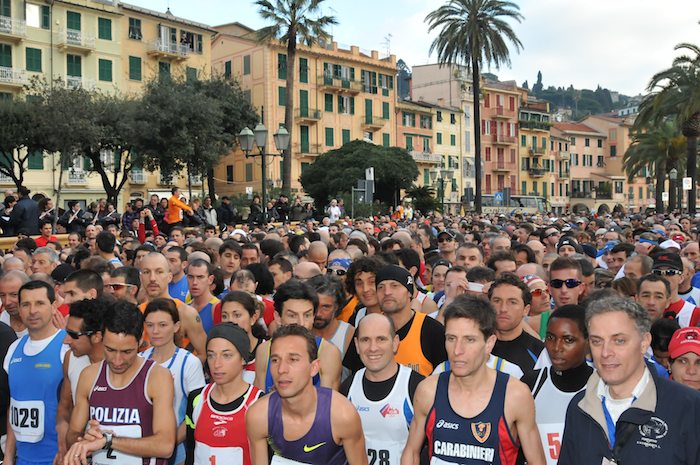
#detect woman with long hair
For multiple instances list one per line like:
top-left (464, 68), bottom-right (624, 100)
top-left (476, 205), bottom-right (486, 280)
top-left (219, 291), bottom-right (266, 384)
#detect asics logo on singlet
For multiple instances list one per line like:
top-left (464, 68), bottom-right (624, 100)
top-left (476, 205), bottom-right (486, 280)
top-left (435, 419), bottom-right (459, 430)
top-left (9, 357), bottom-right (21, 364)
top-left (93, 386), bottom-right (108, 392)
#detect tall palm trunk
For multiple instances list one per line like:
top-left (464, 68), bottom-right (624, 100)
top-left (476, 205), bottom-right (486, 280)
top-left (471, 58), bottom-right (482, 214)
top-left (655, 159), bottom-right (665, 214)
top-left (282, 39), bottom-right (296, 195)
top-left (682, 114), bottom-right (699, 214)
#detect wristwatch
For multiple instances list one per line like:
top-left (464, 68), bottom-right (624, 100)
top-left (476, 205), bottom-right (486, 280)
top-left (103, 432), bottom-right (113, 450)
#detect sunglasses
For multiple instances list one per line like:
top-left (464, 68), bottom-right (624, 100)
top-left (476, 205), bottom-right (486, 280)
top-left (66, 329), bottom-right (95, 340)
top-left (550, 279), bottom-right (582, 289)
top-left (327, 269), bottom-right (347, 277)
top-left (530, 288), bottom-right (549, 297)
top-left (652, 269), bottom-right (682, 277)
top-left (438, 237), bottom-right (454, 243)
top-left (108, 283), bottom-right (136, 291)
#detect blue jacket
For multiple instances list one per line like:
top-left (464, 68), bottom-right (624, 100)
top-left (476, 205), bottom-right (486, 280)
top-left (558, 363), bottom-right (700, 465)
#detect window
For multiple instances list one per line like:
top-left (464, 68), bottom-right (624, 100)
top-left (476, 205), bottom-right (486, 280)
top-left (610, 129), bottom-right (617, 140)
top-left (180, 31), bottom-right (203, 53)
top-left (615, 181), bottom-right (623, 194)
top-left (406, 136), bottom-right (413, 151)
top-left (277, 53), bottom-right (286, 79)
top-left (585, 138), bottom-right (590, 147)
top-left (67, 11), bottom-right (81, 31)
top-left (278, 86), bottom-right (286, 106)
top-left (324, 94), bottom-right (333, 112)
top-left (437, 133), bottom-right (443, 145)
top-left (245, 163), bottom-right (253, 182)
top-left (382, 102), bottom-right (389, 119)
top-left (128, 56), bottom-right (141, 81)
top-left (186, 67), bottom-right (197, 82)
top-left (450, 134), bottom-right (456, 146)
top-left (98, 18), bottom-right (112, 40)
top-left (26, 48), bottom-right (42, 72)
top-left (128, 18), bottom-right (142, 40)
top-left (361, 70), bottom-right (377, 93)
top-left (28, 151), bottom-right (43, 170)
top-left (226, 165), bottom-right (233, 183)
top-left (424, 169), bottom-right (430, 185)
top-left (423, 138), bottom-right (430, 152)
top-left (299, 57), bottom-right (308, 83)
top-left (450, 113), bottom-right (456, 124)
top-left (26, 4), bottom-right (51, 29)
top-left (325, 128), bottom-right (334, 147)
top-left (300, 126), bottom-right (309, 152)
top-left (98, 59), bottom-right (112, 82)
top-left (483, 120), bottom-right (491, 135)
top-left (382, 133), bottom-right (390, 147)
top-left (301, 162), bottom-right (310, 175)
top-left (597, 156), bottom-right (604, 167)
top-left (639, 187), bottom-right (643, 200)
top-left (224, 60), bottom-right (231, 79)
top-left (342, 129), bottom-right (350, 144)
top-left (610, 145), bottom-right (617, 157)
top-left (158, 61), bottom-right (170, 79)
top-left (521, 181), bottom-right (527, 195)
top-left (521, 135), bottom-right (526, 147)
top-left (243, 55), bottom-right (251, 75)
top-left (485, 147), bottom-right (491, 162)
top-left (66, 54), bottom-right (81, 77)
top-left (420, 115), bottom-right (432, 129)
top-left (597, 139), bottom-right (603, 148)
top-left (436, 111), bottom-right (442, 122)
top-left (338, 96), bottom-right (354, 114)
top-left (541, 137), bottom-right (547, 149)
top-left (243, 90), bottom-right (251, 103)
top-left (402, 112), bottom-right (416, 127)
top-left (570, 137), bottom-right (576, 146)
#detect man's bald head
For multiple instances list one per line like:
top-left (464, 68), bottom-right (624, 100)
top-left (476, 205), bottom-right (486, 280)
top-left (516, 263), bottom-right (547, 281)
top-left (293, 262), bottom-right (322, 281)
top-left (0, 269), bottom-right (29, 285)
top-left (141, 251), bottom-right (169, 268)
top-left (391, 231), bottom-right (411, 249)
top-left (355, 312), bottom-right (396, 339)
top-left (2, 256), bottom-right (25, 273)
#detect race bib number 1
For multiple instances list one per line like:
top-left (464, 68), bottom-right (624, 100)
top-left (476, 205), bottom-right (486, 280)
top-left (194, 444), bottom-right (243, 465)
top-left (91, 425), bottom-right (143, 465)
top-left (9, 399), bottom-right (44, 443)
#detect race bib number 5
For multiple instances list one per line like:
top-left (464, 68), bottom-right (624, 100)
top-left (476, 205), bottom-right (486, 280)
top-left (91, 425), bottom-right (143, 465)
top-left (9, 399), bottom-right (44, 443)
top-left (194, 444), bottom-right (243, 465)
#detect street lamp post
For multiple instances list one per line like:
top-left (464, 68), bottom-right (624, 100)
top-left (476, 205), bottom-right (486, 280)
top-left (429, 168), bottom-right (454, 214)
top-left (239, 124), bottom-right (290, 221)
top-left (670, 168), bottom-right (678, 214)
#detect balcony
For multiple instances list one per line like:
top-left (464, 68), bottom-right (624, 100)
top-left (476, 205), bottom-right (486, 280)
top-left (0, 173), bottom-right (13, 184)
top-left (529, 167), bottom-right (545, 177)
top-left (0, 16), bottom-right (26, 42)
top-left (56, 29), bottom-right (95, 54)
top-left (189, 175), bottom-right (202, 186)
top-left (67, 169), bottom-right (87, 185)
top-left (147, 40), bottom-right (189, 60)
top-left (317, 74), bottom-right (361, 94)
top-left (410, 150), bottom-right (442, 165)
top-left (129, 170), bottom-right (146, 184)
top-left (362, 115), bottom-right (385, 130)
top-left (559, 169), bottom-right (570, 178)
top-left (0, 67), bottom-right (27, 88)
top-left (559, 152), bottom-right (570, 161)
top-left (295, 108), bottom-right (322, 123)
top-left (492, 160), bottom-right (517, 172)
top-left (492, 134), bottom-right (516, 145)
top-left (519, 120), bottom-right (550, 131)
top-left (489, 106), bottom-right (515, 119)
top-left (529, 146), bottom-right (546, 156)
top-left (293, 143), bottom-right (322, 155)
top-left (571, 191), bottom-right (592, 199)
top-left (65, 76), bottom-right (95, 90)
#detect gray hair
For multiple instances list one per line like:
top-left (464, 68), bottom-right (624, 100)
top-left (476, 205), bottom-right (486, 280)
top-left (586, 295), bottom-right (651, 335)
top-left (33, 246), bottom-right (59, 263)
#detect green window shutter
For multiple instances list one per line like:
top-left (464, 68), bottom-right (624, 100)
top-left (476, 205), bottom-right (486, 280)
top-left (278, 86), bottom-right (286, 106)
top-left (158, 61), bottom-right (170, 79)
top-left (186, 67), bottom-right (197, 82)
top-left (542, 137), bottom-right (547, 149)
top-left (67, 11), bottom-right (80, 31)
top-left (521, 135), bottom-right (526, 147)
top-left (277, 53), bottom-right (286, 79)
top-left (67, 54), bottom-right (81, 77)
top-left (299, 57), bottom-right (308, 83)
top-left (300, 126), bottom-right (310, 153)
top-left (437, 133), bottom-right (442, 145)
top-left (0, 44), bottom-right (11, 67)
top-left (364, 99), bottom-right (372, 123)
top-left (98, 18), bottom-right (112, 40)
top-left (424, 169), bottom-right (430, 185)
top-left (83, 155), bottom-right (93, 171)
top-left (224, 61), bottom-right (231, 79)
top-left (382, 102), bottom-right (389, 119)
top-left (406, 135), bottom-right (413, 151)
top-left (350, 97), bottom-right (355, 115)
top-left (531, 136), bottom-right (537, 148)
top-left (0, 0), bottom-right (10, 17)
top-left (41, 6), bottom-right (50, 29)
top-left (450, 134), bottom-right (456, 146)
top-left (226, 165), bottom-right (233, 183)
top-left (28, 151), bottom-right (44, 170)
top-left (98, 59), bottom-right (112, 82)
top-left (451, 178), bottom-right (457, 191)
top-left (301, 162), bottom-right (310, 175)
top-left (325, 127), bottom-right (334, 147)
top-left (129, 56), bottom-right (141, 81)
top-left (382, 133), bottom-right (390, 147)
top-left (342, 129), bottom-right (350, 144)
top-left (324, 93), bottom-right (333, 112)
top-left (243, 55), bottom-right (251, 75)
top-left (245, 163), bottom-right (253, 182)
top-left (521, 181), bottom-right (526, 194)
top-left (299, 89), bottom-right (308, 116)
top-left (26, 48), bottom-right (42, 72)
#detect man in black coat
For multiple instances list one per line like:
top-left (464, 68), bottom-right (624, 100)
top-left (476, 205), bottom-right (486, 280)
top-left (9, 187), bottom-right (39, 235)
top-left (217, 196), bottom-right (236, 228)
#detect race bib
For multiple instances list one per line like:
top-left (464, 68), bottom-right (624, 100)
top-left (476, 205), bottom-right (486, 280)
top-left (367, 447), bottom-right (400, 465)
top-left (9, 399), bottom-right (44, 443)
top-left (538, 422), bottom-right (564, 465)
top-left (271, 455), bottom-right (311, 465)
top-left (194, 443), bottom-right (243, 465)
top-left (91, 425), bottom-right (143, 465)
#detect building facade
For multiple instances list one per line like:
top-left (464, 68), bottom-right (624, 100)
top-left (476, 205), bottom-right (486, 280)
top-left (518, 93), bottom-right (555, 201)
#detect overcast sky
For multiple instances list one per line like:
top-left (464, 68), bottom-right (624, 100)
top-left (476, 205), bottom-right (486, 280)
top-left (129, 0), bottom-right (700, 96)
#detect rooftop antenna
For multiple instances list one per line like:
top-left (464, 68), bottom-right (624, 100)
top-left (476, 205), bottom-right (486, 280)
top-left (328, 6), bottom-right (337, 37)
top-left (382, 33), bottom-right (393, 56)
top-left (165, 0), bottom-right (171, 15)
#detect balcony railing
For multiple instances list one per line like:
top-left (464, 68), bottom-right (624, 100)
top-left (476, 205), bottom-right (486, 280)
top-left (295, 108), bottom-right (322, 121)
top-left (492, 160), bottom-right (517, 171)
top-left (519, 120), bottom-right (550, 131)
top-left (410, 151), bottom-right (442, 164)
top-left (530, 146), bottom-right (546, 155)
top-left (0, 67), bottom-right (27, 86)
top-left (293, 143), bottom-right (322, 154)
top-left (0, 173), bottom-right (13, 184)
top-left (490, 106), bottom-right (515, 118)
top-left (57, 28), bottom-right (95, 51)
top-left (571, 192), bottom-right (592, 198)
top-left (68, 169), bottom-right (87, 185)
top-left (148, 39), bottom-right (189, 59)
top-left (129, 170), bottom-right (146, 184)
top-left (362, 115), bottom-right (385, 129)
top-left (0, 16), bottom-right (26, 39)
top-left (529, 167), bottom-right (545, 177)
top-left (65, 76), bottom-right (95, 90)
top-left (492, 134), bottom-right (516, 144)
top-left (317, 74), bottom-right (362, 93)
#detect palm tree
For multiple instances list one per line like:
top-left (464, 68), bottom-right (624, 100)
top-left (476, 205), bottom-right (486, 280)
top-left (636, 42), bottom-right (700, 214)
top-left (623, 121), bottom-right (686, 214)
top-left (426, 0), bottom-right (523, 214)
top-left (256, 0), bottom-right (337, 194)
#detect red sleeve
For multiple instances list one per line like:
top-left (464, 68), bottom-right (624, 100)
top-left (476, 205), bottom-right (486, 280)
top-left (263, 298), bottom-right (275, 327)
top-left (691, 308), bottom-right (700, 327)
top-left (213, 301), bottom-right (222, 325)
top-left (150, 218), bottom-right (160, 237)
top-left (58, 303), bottom-right (70, 317)
top-left (137, 222), bottom-right (146, 244)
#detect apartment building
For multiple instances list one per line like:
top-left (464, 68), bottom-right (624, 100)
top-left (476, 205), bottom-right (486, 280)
top-left (550, 127), bottom-right (570, 214)
top-left (210, 23), bottom-right (397, 198)
top-left (518, 94), bottom-right (555, 202)
top-left (0, 0), bottom-right (213, 208)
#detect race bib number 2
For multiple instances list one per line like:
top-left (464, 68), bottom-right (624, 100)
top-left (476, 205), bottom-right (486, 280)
top-left (9, 399), bottom-right (44, 443)
top-left (91, 425), bottom-right (143, 465)
top-left (194, 444), bottom-right (243, 465)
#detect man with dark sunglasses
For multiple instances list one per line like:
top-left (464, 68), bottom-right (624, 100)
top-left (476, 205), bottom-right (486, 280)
top-left (541, 227), bottom-right (561, 255)
top-left (437, 230), bottom-right (458, 264)
top-left (651, 252), bottom-right (700, 327)
top-left (107, 266), bottom-right (140, 304)
top-left (548, 257), bottom-right (585, 309)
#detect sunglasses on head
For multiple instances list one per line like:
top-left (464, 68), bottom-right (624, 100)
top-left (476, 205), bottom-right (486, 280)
top-left (530, 288), bottom-right (549, 297)
top-left (108, 283), bottom-right (135, 291)
top-left (327, 269), bottom-right (347, 277)
top-left (550, 278), bottom-right (582, 289)
top-left (65, 329), bottom-right (95, 340)
top-left (652, 269), bottom-right (682, 277)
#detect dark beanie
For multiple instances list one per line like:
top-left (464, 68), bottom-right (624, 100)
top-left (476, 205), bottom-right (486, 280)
top-left (206, 322), bottom-right (251, 363)
top-left (375, 265), bottom-right (414, 294)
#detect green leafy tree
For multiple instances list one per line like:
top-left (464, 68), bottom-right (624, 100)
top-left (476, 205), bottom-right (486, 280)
top-left (300, 140), bottom-right (418, 206)
top-left (256, 0), bottom-right (337, 194)
top-left (532, 70), bottom-right (543, 94)
top-left (0, 99), bottom-right (46, 189)
top-left (636, 42), bottom-right (700, 213)
top-left (426, 0), bottom-right (523, 213)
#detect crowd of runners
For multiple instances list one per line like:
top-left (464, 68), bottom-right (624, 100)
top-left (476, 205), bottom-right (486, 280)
top-left (1, 189), bottom-right (699, 465)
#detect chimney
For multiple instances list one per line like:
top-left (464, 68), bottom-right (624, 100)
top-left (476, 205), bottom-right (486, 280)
top-left (437, 98), bottom-right (445, 107)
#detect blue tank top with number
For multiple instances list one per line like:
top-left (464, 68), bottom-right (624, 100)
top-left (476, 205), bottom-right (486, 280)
top-left (8, 330), bottom-right (66, 465)
top-left (265, 336), bottom-right (323, 392)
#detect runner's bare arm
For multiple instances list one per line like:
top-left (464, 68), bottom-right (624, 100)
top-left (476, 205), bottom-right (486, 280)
top-left (181, 304), bottom-right (207, 362)
top-left (253, 341), bottom-right (269, 391)
top-left (319, 341), bottom-right (342, 391)
top-left (55, 352), bottom-right (74, 464)
top-left (245, 396), bottom-right (270, 465)
top-left (331, 392), bottom-right (368, 465)
top-left (400, 376), bottom-right (437, 465)
top-left (65, 363), bottom-right (99, 448)
top-left (508, 378), bottom-right (546, 465)
top-left (5, 419), bottom-right (16, 465)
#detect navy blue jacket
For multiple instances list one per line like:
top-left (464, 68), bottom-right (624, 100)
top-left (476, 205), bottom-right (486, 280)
top-left (9, 197), bottom-right (39, 235)
top-left (559, 363), bottom-right (700, 465)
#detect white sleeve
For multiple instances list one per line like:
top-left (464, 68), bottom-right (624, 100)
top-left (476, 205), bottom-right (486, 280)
top-left (183, 354), bottom-right (206, 395)
top-left (3, 338), bottom-right (21, 374)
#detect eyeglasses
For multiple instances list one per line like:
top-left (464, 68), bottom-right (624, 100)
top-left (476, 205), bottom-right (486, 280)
top-left (530, 288), bottom-right (549, 297)
top-left (550, 279), bottom-right (582, 289)
top-left (66, 329), bottom-right (95, 340)
top-left (652, 269), bottom-right (682, 277)
top-left (327, 269), bottom-right (347, 277)
top-left (108, 283), bottom-right (136, 291)
top-left (438, 237), bottom-right (454, 243)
